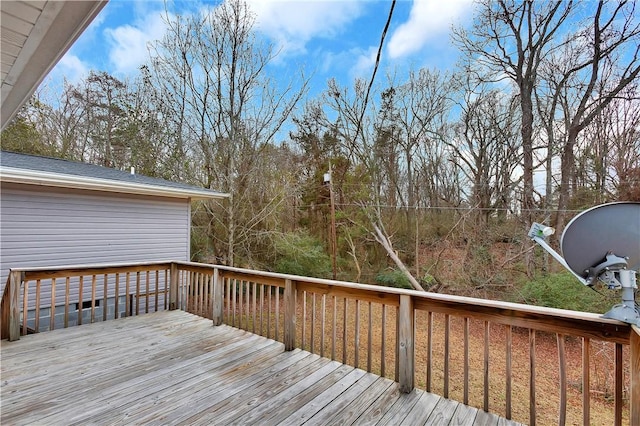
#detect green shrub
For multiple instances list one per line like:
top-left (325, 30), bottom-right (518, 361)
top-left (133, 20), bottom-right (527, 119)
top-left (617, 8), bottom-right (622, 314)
top-left (518, 272), bottom-right (618, 313)
top-left (273, 231), bottom-right (332, 278)
top-left (375, 269), bottom-right (413, 290)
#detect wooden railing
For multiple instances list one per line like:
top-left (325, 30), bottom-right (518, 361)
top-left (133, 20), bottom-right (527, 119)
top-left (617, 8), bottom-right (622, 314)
top-left (1, 261), bottom-right (638, 425)
top-left (0, 262), bottom-right (223, 340)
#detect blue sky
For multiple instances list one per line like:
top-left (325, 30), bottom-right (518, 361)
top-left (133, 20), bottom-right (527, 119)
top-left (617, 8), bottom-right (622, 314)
top-left (44, 0), bottom-right (475, 97)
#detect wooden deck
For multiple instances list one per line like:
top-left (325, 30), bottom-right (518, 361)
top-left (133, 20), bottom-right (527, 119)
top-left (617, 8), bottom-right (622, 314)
top-left (1, 310), bottom-right (519, 425)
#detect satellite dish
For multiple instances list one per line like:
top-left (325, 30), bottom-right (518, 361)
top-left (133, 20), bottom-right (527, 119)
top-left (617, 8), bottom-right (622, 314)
top-left (528, 201), bottom-right (640, 326)
top-left (561, 202), bottom-right (640, 280)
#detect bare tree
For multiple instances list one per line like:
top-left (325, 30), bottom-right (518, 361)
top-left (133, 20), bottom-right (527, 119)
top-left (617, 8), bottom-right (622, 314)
top-left (536, 0), bottom-right (640, 232)
top-left (148, 0), bottom-right (307, 266)
top-left (453, 0), bottom-right (573, 225)
top-left (448, 81), bottom-right (522, 223)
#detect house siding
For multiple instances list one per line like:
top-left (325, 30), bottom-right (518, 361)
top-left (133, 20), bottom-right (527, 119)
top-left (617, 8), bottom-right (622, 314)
top-left (0, 183), bottom-right (191, 298)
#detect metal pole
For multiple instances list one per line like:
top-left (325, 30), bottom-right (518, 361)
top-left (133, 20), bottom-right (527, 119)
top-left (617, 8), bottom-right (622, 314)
top-left (329, 163), bottom-right (337, 280)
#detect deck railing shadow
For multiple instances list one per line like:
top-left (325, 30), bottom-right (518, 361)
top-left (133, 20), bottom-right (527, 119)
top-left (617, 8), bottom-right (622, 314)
top-left (1, 261), bottom-right (638, 425)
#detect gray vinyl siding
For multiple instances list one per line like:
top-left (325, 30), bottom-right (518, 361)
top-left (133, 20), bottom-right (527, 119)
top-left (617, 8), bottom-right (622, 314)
top-left (0, 183), bottom-right (191, 297)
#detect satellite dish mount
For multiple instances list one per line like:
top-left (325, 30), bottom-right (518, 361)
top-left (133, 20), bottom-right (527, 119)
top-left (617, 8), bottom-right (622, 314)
top-left (528, 202), bottom-right (640, 326)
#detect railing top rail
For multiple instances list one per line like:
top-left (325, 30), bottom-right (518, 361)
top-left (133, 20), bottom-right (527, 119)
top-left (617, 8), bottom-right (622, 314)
top-left (8, 261), bottom-right (175, 281)
top-left (182, 262), bottom-right (631, 344)
top-left (3, 260), bottom-right (632, 344)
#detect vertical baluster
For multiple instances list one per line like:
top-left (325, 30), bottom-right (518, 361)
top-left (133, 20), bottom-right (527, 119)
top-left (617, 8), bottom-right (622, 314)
top-left (426, 311), bottom-right (432, 392)
top-left (212, 269), bottom-right (222, 324)
top-left (238, 279), bottom-right (243, 327)
top-left (64, 277), bottom-right (70, 328)
top-left (252, 282), bottom-right (257, 334)
top-left (145, 271), bottom-right (150, 314)
top-left (232, 279), bottom-right (237, 327)
top-left (194, 270), bottom-right (198, 313)
top-left (582, 338), bottom-right (590, 426)
top-left (22, 280), bottom-right (29, 336)
top-left (103, 274), bottom-right (108, 321)
top-left (198, 272), bottom-right (208, 318)
top-left (245, 281), bottom-right (250, 329)
top-left (557, 334), bottom-right (567, 426)
top-left (311, 293), bottom-right (316, 354)
top-left (444, 314), bottom-right (450, 398)
top-left (91, 275), bottom-right (97, 323)
top-left (182, 271), bottom-right (187, 311)
top-left (184, 271), bottom-right (190, 311)
top-left (192, 272), bottom-right (198, 315)
top-left (506, 325), bottom-right (512, 420)
top-left (135, 272), bottom-right (141, 316)
top-left (225, 277), bottom-right (231, 323)
top-left (332, 295), bottom-right (337, 361)
top-left (35, 279), bottom-right (41, 331)
top-left (240, 280), bottom-right (245, 328)
top-left (530, 329), bottom-right (537, 426)
top-left (77, 276), bottom-right (83, 325)
top-left (614, 343), bottom-right (623, 426)
top-left (367, 302), bottom-right (372, 373)
top-left (463, 317), bottom-right (469, 405)
top-left (50, 278), bottom-right (56, 331)
top-left (275, 285), bottom-right (280, 341)
top-left (125, 273), bottom-right (130, 317)
top-left (202, 273), bottom-right (207, 317)
top-left (155, 270), bottom-right (159, 312)
top-left (302, 291), bottom-right (307, 349)
top-left (321, 294), bottom-right (326, 358)
top-left (179, 270), bottom-right (184, 310)
top-left (200, 273), bottom-right (205, 317)
top-left (164, 269), bottom-right (168, 310)
top-left (114, 273), bottom-right (120, 320)
top-left (205, 273), bottom-right (209, 319)
top-left (354, 300), bottom-right (360, 368)
top-left (267, 285), bottom-right (272, 339)
top-left (395, 306), bottom-right (399, 382)
top-left (260, 283), bottom-right (264, 335)
top-left (184, 271), bottom-right (188, 311)
top-left (343, 298), bottom-right (348, 364)
top-left (381, 304), bottom-right (386, 377)
top-left (484, 321), bottom-right (490, 412)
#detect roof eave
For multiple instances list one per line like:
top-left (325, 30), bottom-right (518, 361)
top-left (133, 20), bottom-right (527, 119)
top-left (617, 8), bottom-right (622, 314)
top-left (1, 1), bottom-right (109, 130)
top-left (0, 167), bottom-right (229, 201)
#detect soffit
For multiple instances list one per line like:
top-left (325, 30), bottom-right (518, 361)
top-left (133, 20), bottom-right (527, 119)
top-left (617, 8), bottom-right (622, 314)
top-left (1, 1), bottom-right (107, 130)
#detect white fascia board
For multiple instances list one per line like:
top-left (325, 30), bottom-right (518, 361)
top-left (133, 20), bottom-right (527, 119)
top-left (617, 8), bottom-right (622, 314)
top-left (0, 167), bottom-right (229, 201)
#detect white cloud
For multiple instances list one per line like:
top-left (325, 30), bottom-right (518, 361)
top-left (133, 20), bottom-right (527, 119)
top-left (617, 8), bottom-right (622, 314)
top-left (53, 54), bottom-right (90, 85)
top-left (105, 13), bottom-right (169, 75)
top-left (388, 0), bottom-right (473, 59)
top-left (350, 46), bottom-right (378, 80)
top-left (245, 0), bottom-right (365, 56)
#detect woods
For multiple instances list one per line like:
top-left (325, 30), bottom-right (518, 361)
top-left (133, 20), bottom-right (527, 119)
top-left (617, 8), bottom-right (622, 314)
top-left (2, 0), bottom-right (639, 306)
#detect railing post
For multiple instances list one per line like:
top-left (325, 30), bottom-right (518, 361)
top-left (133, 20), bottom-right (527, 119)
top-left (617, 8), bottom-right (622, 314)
top-left (169, 263), bottom-right (178, 310)
top-left (398, 294), bottom-right (414, 393)
top-left (7, 271), bottom-right (23, 341)
top-left (284, 278), bottom-right (296, 351)
top-left (632, 325), bottom-right (640, 426)
top-left (212, 267), bottom-right (223, 326)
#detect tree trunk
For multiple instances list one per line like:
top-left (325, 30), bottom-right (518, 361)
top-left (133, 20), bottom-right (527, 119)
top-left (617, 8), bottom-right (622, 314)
top-left (372, 223), bottom-right (424, 292)
top-left (521, 87), bottom-right (536, 277)
top-left (554, 129), bottom-right (577, 237)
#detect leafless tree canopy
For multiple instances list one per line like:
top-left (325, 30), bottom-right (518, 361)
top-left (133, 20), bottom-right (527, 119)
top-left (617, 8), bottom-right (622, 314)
top-left (3, 0), bottom-right (638, 300)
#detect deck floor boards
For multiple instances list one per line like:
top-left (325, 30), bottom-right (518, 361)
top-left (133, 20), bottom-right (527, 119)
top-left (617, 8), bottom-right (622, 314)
top-left (1, 310), bottom-right (521, 425)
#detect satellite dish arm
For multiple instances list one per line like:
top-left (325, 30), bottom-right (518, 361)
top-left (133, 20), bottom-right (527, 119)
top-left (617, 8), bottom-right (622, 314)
top-left (528, 223), bottom-right (590, 286)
